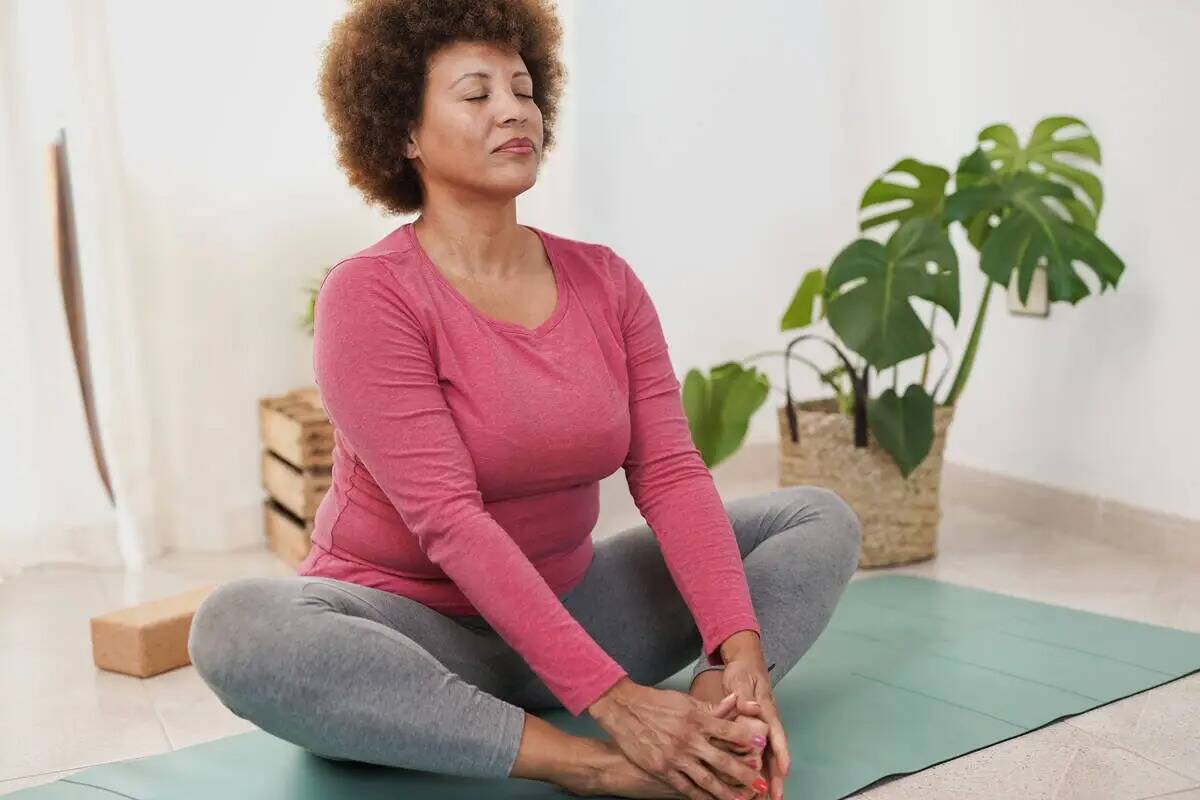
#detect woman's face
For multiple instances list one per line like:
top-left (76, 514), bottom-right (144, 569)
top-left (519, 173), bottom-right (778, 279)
top-left (405, 40), bottom-right (543, 202)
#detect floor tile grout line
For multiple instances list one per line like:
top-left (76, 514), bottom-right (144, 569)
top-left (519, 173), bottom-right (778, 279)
top-left (1063, 719), bottom-right (1200, 785)
top-left (0, 753), bottom-right (136, 785)
top-left (1045, 739), bottom-right (1082, 800)
top-left (140, 679), bottom-right (178, 752)
top-left (0, 768), bottom-right (80, 785)
top-left (1135, 783), bottom-right (1200, 800)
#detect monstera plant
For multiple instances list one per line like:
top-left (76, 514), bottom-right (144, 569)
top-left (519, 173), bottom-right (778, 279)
top-left (684, 115), bottom-right (1126, 477)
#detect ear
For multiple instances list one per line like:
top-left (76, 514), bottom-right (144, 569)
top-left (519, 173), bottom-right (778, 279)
top-left (404, 132), bottom-right (420, 160)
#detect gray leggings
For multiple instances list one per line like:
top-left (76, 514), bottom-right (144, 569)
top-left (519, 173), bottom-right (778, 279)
top-left (187, 485), bottom-right (861, 780)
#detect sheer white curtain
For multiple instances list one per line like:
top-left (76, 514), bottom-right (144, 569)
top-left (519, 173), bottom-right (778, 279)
top-left (0, 0), bottom-right (162, 578)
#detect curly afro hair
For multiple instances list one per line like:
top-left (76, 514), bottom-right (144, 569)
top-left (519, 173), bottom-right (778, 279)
top-left (317, 0), bottom-right (566, 216)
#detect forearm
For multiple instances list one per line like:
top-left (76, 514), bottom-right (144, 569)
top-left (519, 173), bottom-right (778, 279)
top-left (589, 630), bottom-right (763, 722)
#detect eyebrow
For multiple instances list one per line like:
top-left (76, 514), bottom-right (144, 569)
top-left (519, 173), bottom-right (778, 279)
top-left (450, 69), bottom-right (531, 88)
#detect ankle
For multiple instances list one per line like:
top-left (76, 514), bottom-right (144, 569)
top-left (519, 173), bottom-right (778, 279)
top-left (507, 711), bottom-right (607, 793)
top-left (689, 669), bottom-right (726, 704)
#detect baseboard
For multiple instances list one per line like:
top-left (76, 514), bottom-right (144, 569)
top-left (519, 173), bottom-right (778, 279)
top-left (941, 461), bottom-right (1200, 565)
top-left (716, 440), bottom-right (1200, 565)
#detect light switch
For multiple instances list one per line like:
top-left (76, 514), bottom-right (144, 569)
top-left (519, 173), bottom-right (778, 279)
top-left (1008, 264), bottom-right (1050, 317)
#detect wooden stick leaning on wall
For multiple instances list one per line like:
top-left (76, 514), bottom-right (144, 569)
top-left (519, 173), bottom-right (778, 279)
top-left (47, 127), bottom-right (114, 504)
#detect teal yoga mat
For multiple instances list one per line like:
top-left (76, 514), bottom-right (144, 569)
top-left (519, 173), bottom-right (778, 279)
top-left (12, 575), bottom-right (1200, 799)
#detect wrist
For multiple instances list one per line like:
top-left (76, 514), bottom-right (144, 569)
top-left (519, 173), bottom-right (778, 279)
top-left (718, 629), bottom-right (762, 663)
top-left (587, 675), bottom-right (636, 722)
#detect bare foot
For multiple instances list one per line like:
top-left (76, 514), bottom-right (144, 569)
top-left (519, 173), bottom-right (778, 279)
top-left (706, 712), bottom-right (768, 797)
top-left (565, 737), bottom-right (762, 799)
top-left (561, 737), bottom-right (685, 798)
top-left (710, 713), bottom-right (768, 763)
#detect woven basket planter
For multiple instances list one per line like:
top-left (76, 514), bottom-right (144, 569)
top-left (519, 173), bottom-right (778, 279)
top-left (776, 398), bottom-right (956, 568)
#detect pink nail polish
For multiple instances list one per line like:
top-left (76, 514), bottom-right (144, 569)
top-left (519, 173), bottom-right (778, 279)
top-left (752, 735), bottom-right (766, 748)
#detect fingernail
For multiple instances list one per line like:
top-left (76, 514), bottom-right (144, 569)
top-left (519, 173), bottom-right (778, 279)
top-left (752, 735), bottom-right (766, 748)
top-left (753, 777), bottom-right (768, 793)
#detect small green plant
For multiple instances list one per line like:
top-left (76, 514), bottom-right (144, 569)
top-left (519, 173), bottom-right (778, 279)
top-left (685, 115), bottom-right (1126, 477)
top-left (298, 267), bottom-right (332, 335)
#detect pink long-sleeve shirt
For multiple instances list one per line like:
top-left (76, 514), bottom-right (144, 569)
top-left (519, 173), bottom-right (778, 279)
top-left (296, 220), bottom-right (761, 716)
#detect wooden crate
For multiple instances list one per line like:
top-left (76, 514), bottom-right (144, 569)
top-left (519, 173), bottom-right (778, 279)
top-left (259, 387), bottom-right (333, 469)
top-left (261, 449), bottom-right (331, 521)
top-left (258, 387), bottom-right (334, 566)
top-left (263, 498), bottom-right (313, 569)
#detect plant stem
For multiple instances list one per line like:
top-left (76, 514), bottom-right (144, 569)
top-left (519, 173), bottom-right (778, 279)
top-left (920, 306), bottom-right (936, 389)
top-left (944, 280), bottom-right (994, 406)
top-left (740, 350), bottom-right (845, 402)
top-left (740, 349), bottom-right (823, 374)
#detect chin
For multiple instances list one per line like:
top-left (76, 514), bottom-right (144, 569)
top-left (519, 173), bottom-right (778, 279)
top-left (493, 173), bottom-right (538, 195)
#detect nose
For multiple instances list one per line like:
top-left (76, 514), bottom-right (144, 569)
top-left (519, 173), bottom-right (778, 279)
top-left (496, 90), bottom-right (528, 125)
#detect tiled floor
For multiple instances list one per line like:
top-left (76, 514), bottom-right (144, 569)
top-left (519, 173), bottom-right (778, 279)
top-left (1, 461), bottom-right (1198, 798)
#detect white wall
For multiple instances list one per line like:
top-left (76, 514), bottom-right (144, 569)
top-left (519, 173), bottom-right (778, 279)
top-left (573, 0), bottom-right (1200, 522)
top-left (571, 0), bottom-right (852, 410)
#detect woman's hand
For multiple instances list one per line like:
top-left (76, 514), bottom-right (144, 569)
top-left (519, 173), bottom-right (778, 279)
top-left (589, 678), bottom-right (770, 800)
top-left (718, 658), bottom-right (791, 800)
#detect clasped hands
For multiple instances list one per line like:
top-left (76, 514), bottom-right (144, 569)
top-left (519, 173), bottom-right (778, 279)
top-left (702, 649), bottom-right (790, 800)
top-left (591, 637), bottom-right (790, 800)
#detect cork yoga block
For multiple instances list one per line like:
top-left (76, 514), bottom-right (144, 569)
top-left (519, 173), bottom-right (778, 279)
top-left (90, 585), bottom-right (218, 678)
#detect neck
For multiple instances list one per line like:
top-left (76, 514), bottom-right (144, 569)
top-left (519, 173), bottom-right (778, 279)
top-left (412, 201), bottom-right (529, 280)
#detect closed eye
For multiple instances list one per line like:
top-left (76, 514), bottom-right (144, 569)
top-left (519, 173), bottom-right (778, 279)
top-left (467, 94), bottom-right (534, 101)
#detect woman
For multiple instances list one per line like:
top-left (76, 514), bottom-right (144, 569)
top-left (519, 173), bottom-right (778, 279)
top-left (187, 2), bottom-right (861, 799)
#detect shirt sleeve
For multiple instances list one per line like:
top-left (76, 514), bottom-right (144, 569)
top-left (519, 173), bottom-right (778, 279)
top-left (611, 248), bottom-right (763, 667)
top-left (312, 256), bottom-right (628, 716)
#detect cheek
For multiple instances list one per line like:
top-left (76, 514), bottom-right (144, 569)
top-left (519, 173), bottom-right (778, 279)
top-left (425, 109), bottom-right (486, 159)
top-left (445, 112), bottom-right (486, 147)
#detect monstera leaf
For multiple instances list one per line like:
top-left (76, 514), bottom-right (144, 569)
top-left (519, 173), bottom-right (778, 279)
top-left (952, 117), bottom-right (1105, 254)
top-left (978, 116), bottom-right (1103, 227)
top-left (824, 217), bottom-right (960, 371)
top-left (952, 148), bottom-right (1003, 251)
top-left (868, 385), bottom-right (934, 478)
top-left (780, 268), bottom-right (826, 331)
top-left (682, 362), bottom-right (770, 468)
top-left (944, 165), bottom-right (1123, 305)
top-left (859, 158), bottom-right (950, 233)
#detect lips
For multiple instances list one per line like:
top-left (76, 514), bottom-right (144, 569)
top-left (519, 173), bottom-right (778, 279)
top-left (495, 137), bottom-right (534, 153)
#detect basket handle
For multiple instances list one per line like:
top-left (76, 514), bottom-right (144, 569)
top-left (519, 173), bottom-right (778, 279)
top-left (783, 333), bottom-right (869, 448)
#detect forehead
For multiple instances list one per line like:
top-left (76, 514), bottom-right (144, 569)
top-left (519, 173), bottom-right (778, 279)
top-left (428, 40), bottom-right (528, 80)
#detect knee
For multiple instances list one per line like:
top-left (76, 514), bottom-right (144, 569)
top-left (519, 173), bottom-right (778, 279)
top-left (188, 577), bottom-right (280, 694)
top-left (821, 488), bottom-right (862, 576)
top-left (796, 486), bottom-right (862, 577)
